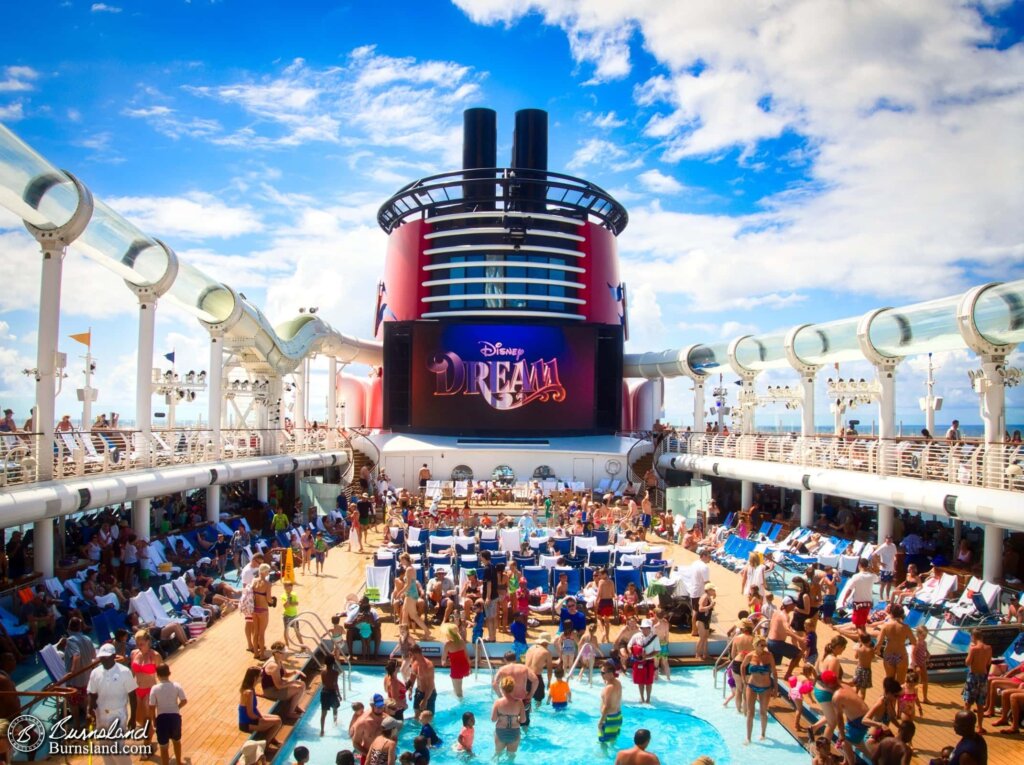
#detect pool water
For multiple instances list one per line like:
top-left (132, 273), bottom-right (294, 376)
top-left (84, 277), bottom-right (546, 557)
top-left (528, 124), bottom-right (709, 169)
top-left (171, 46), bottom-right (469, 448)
top-left (271, 666), bottom-right (808, 764)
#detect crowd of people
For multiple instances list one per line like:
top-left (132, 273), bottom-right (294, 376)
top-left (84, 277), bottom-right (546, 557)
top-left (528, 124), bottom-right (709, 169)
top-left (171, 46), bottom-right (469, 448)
top-left (3, 463), bottom-right (1020, 765)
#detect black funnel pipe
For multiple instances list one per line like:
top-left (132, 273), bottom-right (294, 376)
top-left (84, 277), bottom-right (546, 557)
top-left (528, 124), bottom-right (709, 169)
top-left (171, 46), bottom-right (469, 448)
top-left (462, 108), bottom-right (497, 211)
top-left (510, 109), bottom-right (548, 212)
top-left (511, 109), bottom-right (548, 172)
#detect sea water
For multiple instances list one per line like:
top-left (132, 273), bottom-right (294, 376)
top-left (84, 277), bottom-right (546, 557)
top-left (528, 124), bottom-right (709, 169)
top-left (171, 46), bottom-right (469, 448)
top-left (270, 666), bottom-right (808, 764)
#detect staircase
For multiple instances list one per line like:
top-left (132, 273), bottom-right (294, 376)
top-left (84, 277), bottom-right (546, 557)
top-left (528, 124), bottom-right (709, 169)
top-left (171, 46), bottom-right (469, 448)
top-left (627, 438), bottom-right (663, 510)
top-left (345, 449), bottom-right (376, 499)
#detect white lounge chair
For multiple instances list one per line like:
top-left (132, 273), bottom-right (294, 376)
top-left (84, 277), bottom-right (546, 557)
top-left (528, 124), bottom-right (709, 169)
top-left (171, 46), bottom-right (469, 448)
top-left (364, 566), bottom-right (392, 608)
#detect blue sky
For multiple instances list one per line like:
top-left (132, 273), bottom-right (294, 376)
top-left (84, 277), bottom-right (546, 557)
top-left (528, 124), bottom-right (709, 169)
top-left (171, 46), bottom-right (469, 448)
top-left (1, 0), bottom-right (1022, 430)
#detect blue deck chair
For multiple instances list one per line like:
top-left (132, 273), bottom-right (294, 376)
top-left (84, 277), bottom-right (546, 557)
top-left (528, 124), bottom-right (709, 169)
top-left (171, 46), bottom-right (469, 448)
top-left (490, 552), bottom-right (508, 566)
top-left (428, 552), bottom-right (453, 568)
top-left (581, 567), bottom-right (594, 586)
top-left (554, 567), bottom-right (582, 595)
top-left (642, 561), bottom-right (668, 576)
top-left (757, 521), bottom-right (772, 538)
top-left (459, 554), bottom-right (479, 571)
top-left (768, 523), bottom-right (783, 541)
top-left (594, 529), bottom-right (610, 546)
top-left (588, 547), bottom-right (611, 568)
top-left (433, 528), bottom-right (454, 537)
top-left (644, 549), bottom-right (664, 564)
top-left (614, 567), bottom-right (643, 596)
top-left (524, 566), bottom-right (551, 593)
top-left (513, 553), bottom-right (536, 567)
top-left (454, 539), bottom-right (476, 554)
top-left (430, 540), bottom-right (453, 554)
top-left (407, 541), bottom-right (425, 556)
top-left (553, 538), bottom-right (571, 555)
top-left (723, 512), bottom-right (736, 528)
top-left (480, 538), bottom-right (499, 551)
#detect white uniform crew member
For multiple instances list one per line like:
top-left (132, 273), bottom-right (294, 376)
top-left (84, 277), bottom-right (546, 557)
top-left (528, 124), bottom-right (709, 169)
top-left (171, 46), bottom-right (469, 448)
top-left (87, 643), bottom-right (138, 765)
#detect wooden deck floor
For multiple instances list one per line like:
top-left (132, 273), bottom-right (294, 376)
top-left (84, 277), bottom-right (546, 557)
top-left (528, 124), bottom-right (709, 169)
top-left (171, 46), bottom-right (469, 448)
top-left (51, 521), bottom-right (1021, 764)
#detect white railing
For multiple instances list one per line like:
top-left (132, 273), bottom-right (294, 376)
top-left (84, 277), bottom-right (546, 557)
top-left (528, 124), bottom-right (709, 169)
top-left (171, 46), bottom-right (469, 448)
top-left (0, 426), bottom-right (351, 488)
top-left (473, 636), bottom-right (496, 691)
top-left (664, 432), bottom-right (1024, 494)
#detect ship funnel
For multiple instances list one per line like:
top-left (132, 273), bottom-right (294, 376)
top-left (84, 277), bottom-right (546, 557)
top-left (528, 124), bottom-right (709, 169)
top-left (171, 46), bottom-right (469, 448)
top-left (511, 109), bottom-right (548, 211)
top-left (462, 108), bottom-right (497, 211)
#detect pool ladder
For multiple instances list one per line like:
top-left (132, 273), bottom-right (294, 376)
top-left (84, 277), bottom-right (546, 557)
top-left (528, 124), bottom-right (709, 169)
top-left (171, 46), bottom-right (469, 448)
top-left (288, 611), bottom-right (353, 700)
top-left (473, 636), bottom-right (496, 693)
top-left (712, 633), bottom-right (736, 697)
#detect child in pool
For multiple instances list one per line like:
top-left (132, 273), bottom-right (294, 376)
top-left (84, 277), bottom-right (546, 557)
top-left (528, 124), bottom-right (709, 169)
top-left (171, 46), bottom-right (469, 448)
top-left (390, 625), bottom-right (416, 682)
top-left (348, 702), bottom-right (364, 740)
top-left (577, 624), bottom-right (602, 683)
top-left (788, 664), bottom-right (824, 734)
top-left (722, 664), bottom-right (739, 709)
top-left (470, 599), bottom-right (485, 663)
top-left (419, 710), bottom-right (442, 748)
top-left (454, 711), bottom-right (475, 756)
top-left (556, 623), bottom-right (577, 672)
top-left (548, 667), bottom-right (571, 710)
top-left (511, 612), bottom-right (528, 660)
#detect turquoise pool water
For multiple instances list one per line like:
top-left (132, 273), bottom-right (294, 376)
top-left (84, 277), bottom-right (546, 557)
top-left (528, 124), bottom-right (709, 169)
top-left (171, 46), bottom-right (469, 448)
top-left (270, 666), bottom-right (807, 764)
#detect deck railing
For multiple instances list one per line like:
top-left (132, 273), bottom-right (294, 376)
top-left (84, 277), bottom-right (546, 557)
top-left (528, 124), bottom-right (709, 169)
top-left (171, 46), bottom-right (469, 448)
top-left (662, 432), bottom-right (1024, 493)
top-left (0, 426), bottom-right (351, 488)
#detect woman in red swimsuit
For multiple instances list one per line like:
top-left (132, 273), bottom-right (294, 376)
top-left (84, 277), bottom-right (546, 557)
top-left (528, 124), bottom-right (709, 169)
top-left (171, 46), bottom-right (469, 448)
top-left (130, 630), bottom-right (160, 745)
top-left (441, 625), bottom-right (471, 699)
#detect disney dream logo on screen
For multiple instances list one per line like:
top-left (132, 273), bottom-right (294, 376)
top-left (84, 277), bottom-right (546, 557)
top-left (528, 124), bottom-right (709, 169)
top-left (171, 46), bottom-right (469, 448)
top-left (427, 340), bottom-right (566, 411)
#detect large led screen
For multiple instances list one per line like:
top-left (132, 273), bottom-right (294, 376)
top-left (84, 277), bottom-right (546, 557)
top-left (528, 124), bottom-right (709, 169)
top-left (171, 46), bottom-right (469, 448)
top-left (385, 321), bottom-right (620, 435)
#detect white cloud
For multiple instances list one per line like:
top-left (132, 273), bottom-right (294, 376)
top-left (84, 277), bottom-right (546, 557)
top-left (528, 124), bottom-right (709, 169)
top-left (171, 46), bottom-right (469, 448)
top-left (0, 65), bottom-right (39, 93)
top-left (90, 3), bottom-right (122, 12)
top-left (103, 193), bottom-right (264, 240)
top-left (146, 50), bottom-right (483, 167)
top-left (566, 137), bottom-right (624, 171)
top-left (637, 169), bottom-right (683, 194)
top-left (0, 103), bottom-right (24, 121)
top-left (588, 110), bottom-right (626, 129)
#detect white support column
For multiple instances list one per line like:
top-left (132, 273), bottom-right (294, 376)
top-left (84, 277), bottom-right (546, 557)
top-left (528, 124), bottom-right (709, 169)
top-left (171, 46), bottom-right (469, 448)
top-left (799, 372), bottom-right (817, 528)
top-left (257, 476), bottom-right (269, 503)
top-left (801, 492), bottom-right (815, 527)
top-left (294, 364), bottom-right (306, 435)
top-left (692, 377), bottom-right (705, 433)
top-left (979, 357), bottom-right (1006, 580)
top-left (34, 245), bottom-right (64, 483)
top-left (207, 333), bottom-right (223, 524)
top-left (132, 499), bottom-right (151, 539)
top-left (136, 297), bottom-right (156, 466)
top-left (877, 365), bottom-right (896, 545)
top-left (327, 356), bottom-right (338, 449)
top-left (33, 518), bottom-right (54, 579)
top-left (984, 524), bottom-right (1004, 582)
top-left (739, 378), bottom-right (756, 434)
top-left (741, 480), bottom-right (753, 510)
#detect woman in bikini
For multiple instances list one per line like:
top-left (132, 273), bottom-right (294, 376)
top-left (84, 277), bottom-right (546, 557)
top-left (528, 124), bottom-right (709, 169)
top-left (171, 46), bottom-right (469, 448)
top-left (130, 630), bottom-right (160, 747)
top-left (238, 666), bottom-right (282, 748)
top-left (729, 619), bottom-right (756, 714)
top-left (891, 564), bottom-right (921, 605)
top-left (875, 604), bottom-right (916, 684)
top-left (492, 675), bottom-right (526, 757)
top-left (814, 636), bottom-right (847, 742)
top-left (396, 562), bottom-right (432, 637)
top-left (741, 637), bottom-right (777, 743)
top-left (251, 563), bottom-right (273, 658)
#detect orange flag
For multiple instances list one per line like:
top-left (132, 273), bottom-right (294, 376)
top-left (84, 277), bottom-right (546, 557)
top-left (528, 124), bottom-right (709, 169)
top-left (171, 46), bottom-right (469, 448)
top-left (69, 331), bottom-right (91, 347)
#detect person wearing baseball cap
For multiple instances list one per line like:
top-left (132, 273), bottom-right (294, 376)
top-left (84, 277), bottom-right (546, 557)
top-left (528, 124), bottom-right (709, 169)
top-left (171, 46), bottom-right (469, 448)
top-left (87, 643), bottom-right (138, 761)
top-left (626, 619), bottom-right (660, 703)
top-left (351, 694), bottom-right (387, 758)
top-left (766, 595), bottom-right (805, 679)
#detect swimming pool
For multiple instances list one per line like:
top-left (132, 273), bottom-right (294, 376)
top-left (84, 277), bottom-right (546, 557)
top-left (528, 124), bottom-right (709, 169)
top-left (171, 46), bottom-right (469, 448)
top-left (269, 665), bottom-right (808, 764)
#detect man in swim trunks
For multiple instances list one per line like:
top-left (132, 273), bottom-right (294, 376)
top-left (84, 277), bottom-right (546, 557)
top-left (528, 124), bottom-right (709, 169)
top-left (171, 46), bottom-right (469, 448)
top-left (598, 660), bottom-right (623, 753)
top-left (408, 645), bottom-right (437, 714)
top-left (627, 620), bottom-right (660, 704)
top-left (962, 630), bottom-right (992, 733)
top-left (766, 597), bottom-right (805, 680)
top-left (841, 559), bottom-right (878, 636)
top-left (596, 569), bottom-right (616, 642)
top-left (613, 728), bottom-right (661, 765)
top-left (524, 635), bottom-right (554, 708)
top-left (832, 683), bottom-right (871, 765)
top-left (492, 651), bottom-right (538, 727)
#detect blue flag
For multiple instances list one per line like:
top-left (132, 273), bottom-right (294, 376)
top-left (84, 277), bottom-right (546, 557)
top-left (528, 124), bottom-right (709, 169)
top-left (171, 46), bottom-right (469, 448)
top-left (164, 352), bottom-right (175, 363)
